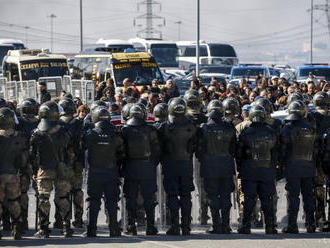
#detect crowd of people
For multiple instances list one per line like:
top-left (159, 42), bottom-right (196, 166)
top-left (0, 72), bottom-right (329, 241)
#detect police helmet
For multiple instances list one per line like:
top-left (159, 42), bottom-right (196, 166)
top-left (25, 98), bottom-right (40, 116)
top-left (223, 97), bottom-right (240, 115)
top-left (18, 99), bottom-right (35, 116)
top-left (122, 103), bottom-right (133, 122)
top-left (0, 107), bottom-right (16, 130)
top-left (91, 106), bottom-right (111, 123)
top-left (207, 100), bottom-right (223, 113)
top-left (90, 100), bottom-right (107, 112)
top-left (286, 100), bottom-right (306, 121)
top-left (136, 102), bottom-right (147, 120)
top-left (0, 98), bottom-right (8, 108)
top-left (153, 103), bottom-right (168, 122)
top-left (38, 101), bottom-right (60, 121)
top-left (313, 91), bottom-right (329, 110)
top-left (184, 89), bottom-right (201, 112)
top-left (249, 105), bottom-right (266, 123)
top-left (255, 97), bottom-right (274, 114)
top-left (287, 92), bottom-right (304, 106)
top-left (127, 104), bottom-right (146, 126)
top-left (168, 97), bottom-right (186, 117)
top-left (58, 98), bottom-right (77, 116)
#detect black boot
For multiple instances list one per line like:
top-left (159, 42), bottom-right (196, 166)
top-left (125, 211), bottom-right (137, 236)
top-left (166, 211), bottom-right (180, 235)
top-left (21, 209), bottom-right (29, 232)
top-left (265, 216), bottom-right (278, 235)
top-left (53, 209), bottom-right (63, 229)
top-left (181, 214), bottom-right (191, 236)
top-left (2, 208), bottom-right (11, 231)
top-left (12, 221), bottom-right (23, 240)
top-left (63, 220), bottom-right (74, 238)
top-left (306, 213), bottom-right (316, 233)
top-left (238, 212), bottom-right (251, 234)
top-left (83, 225), bottom-right (97, 238)
top-left (206, 208), bottom-right (221, 234)
top-left (109, 212), bottom-right (121, 237)
top-left (221, 209), bottom-right (231, 234)
top-left (146, 209), bottom-right (158, 236)
top-left (282, 214), bottom-right (299, 234)
top-left (200, 204), bottom-right (209, 225)
top-left (34, 211), bottom-right (50, 238)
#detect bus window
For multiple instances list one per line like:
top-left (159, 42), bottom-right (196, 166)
top-left (182, 46), bottom-right (208, 57)
top-left (150, 43), bottom-right (178, 68)
top-left (20, 59), bottom-right (69, 81)
top-left (208, 44), bottom-right (236, 57)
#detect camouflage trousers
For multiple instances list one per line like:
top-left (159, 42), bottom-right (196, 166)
top-left (36, 169), bottom-right (71, 227)
top-left (315, 165), bottom-right (327, 225)
top-left (20, 174), bottom-right (30, 225)
top-left (71, 166), bottom-right (84, 222)
top-left (0, 174), bottom-right (22, 224)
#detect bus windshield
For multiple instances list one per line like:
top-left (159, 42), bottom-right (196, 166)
top-left (20, 59), bottom-right (70, 80)
top-left (232, 68), bottom-right (265, 78)
top-left (299, 68), bottom-right (330, 81)
top-left (113, 62), bottom-right (163, 86)
top-left (209, 44), bottom-right (236, 57)
top-left (150, 44), bottom-right (178, 67)
top-left (0, 45), bottom-right (13, 65)
top-left (181, 46), bottom-right (208, 57)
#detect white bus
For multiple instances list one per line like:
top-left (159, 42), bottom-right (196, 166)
top-left (176, 41), bottom-right (238, 69)
top-left (129, 38), bottom-right (179, 68)
top-left (93, 39), bottom-right (134, 52)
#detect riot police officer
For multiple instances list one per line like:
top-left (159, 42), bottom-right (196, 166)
top-left (196, 100), bottom-right (236, 234)
top-left (223, 97), bottom-right (242, 126)
top-left (17, 99), bottom-right (40, 231)
top-left (280, 101), bottom-right (318, 233)
top-left (237, 105), bottom-right (278, 234)
top-left (153, 103), bottom-right (168, 129)
top-left (184, 89), bottom-right (208, 225)
top-left (0, 107), bottom-right (26, 239)
top-left (322, 126), bottom-right (330, 232)
top-left (58, 98), bottom-right (84, 228)
top-left (83, 106), bottom-right (124, 237)
top-left (121, 103), bottom-right (161, 235)
top-left (158, 97), bottom-right (197, 235)
top-left (30, 101), bottom-right (73, 238)
top-left (311, 92), bottom-right (330, 230)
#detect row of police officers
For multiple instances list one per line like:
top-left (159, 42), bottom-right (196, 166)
top-left (0, 89), bottom-right (329, 239)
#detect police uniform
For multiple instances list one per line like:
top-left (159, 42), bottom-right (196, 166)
top-left (83, 106), bottom-right (124, 237)
top-left (122, 104), bottom-right (161, 235)
top-left (280, 101), bottom-right (318, 233)
top-left (17, 100), bottom-right (39, 230)
top-left (196, 100), bottom-right (236, 234)
top-left (237, 105), bottom-right (278, 234)
top-left (0, 108), bottom-right (27, 240)
top-left (158, 97), bottom-right (197, 235)
top-left (30, 101), bottom-right (73, 238)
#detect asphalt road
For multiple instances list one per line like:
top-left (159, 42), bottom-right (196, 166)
top-left (1, 180), bottom-right (330, 248)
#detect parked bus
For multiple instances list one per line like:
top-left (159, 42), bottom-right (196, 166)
top-left (176, 41), bottom-right (238, 69)
top-left (2, 49), bottom-right (70, 81)
top-left (72, 51), bottom-right (164, 89)
top-left (129, 38), bottom-right (179, 68)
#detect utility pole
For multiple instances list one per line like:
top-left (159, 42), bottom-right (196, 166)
top-left (313, 0), bottom-right (330, 42)
top-left (196, 0), bottom-right (200, 77)
top-left (48, 14), bottom-right (56, 52)
top-left (174, 21), bottom-right (182, 40)
top-left (133, 0), bottom-right (165, 39)
top-left (311, 0), bottom-right (314, 64)
top-left (80, 0), bottom-right (83, 52)
top-left (24, 26), bottom-right (29, 47)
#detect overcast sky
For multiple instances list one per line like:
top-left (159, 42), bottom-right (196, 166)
top-left (0, 0), bottom-right (329, 64)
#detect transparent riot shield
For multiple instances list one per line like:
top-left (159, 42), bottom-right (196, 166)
top-left (4, 81), bottom-right (17, 102)
top-left (71, 79), bottom-right (83, 100)
top-left (38, 76), bottom-right (63, 99)
top-left (62, 75), bottom-right (72, 93)
top-left (84, 80), bottom-right (95, 106)
top-left (0, 78), bottom-right (7, 98)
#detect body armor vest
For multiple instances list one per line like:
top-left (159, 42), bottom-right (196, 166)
top-left (288, 124), bottom-right (315, 161)
top-left (123, 125), bottom-right (152, 160)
